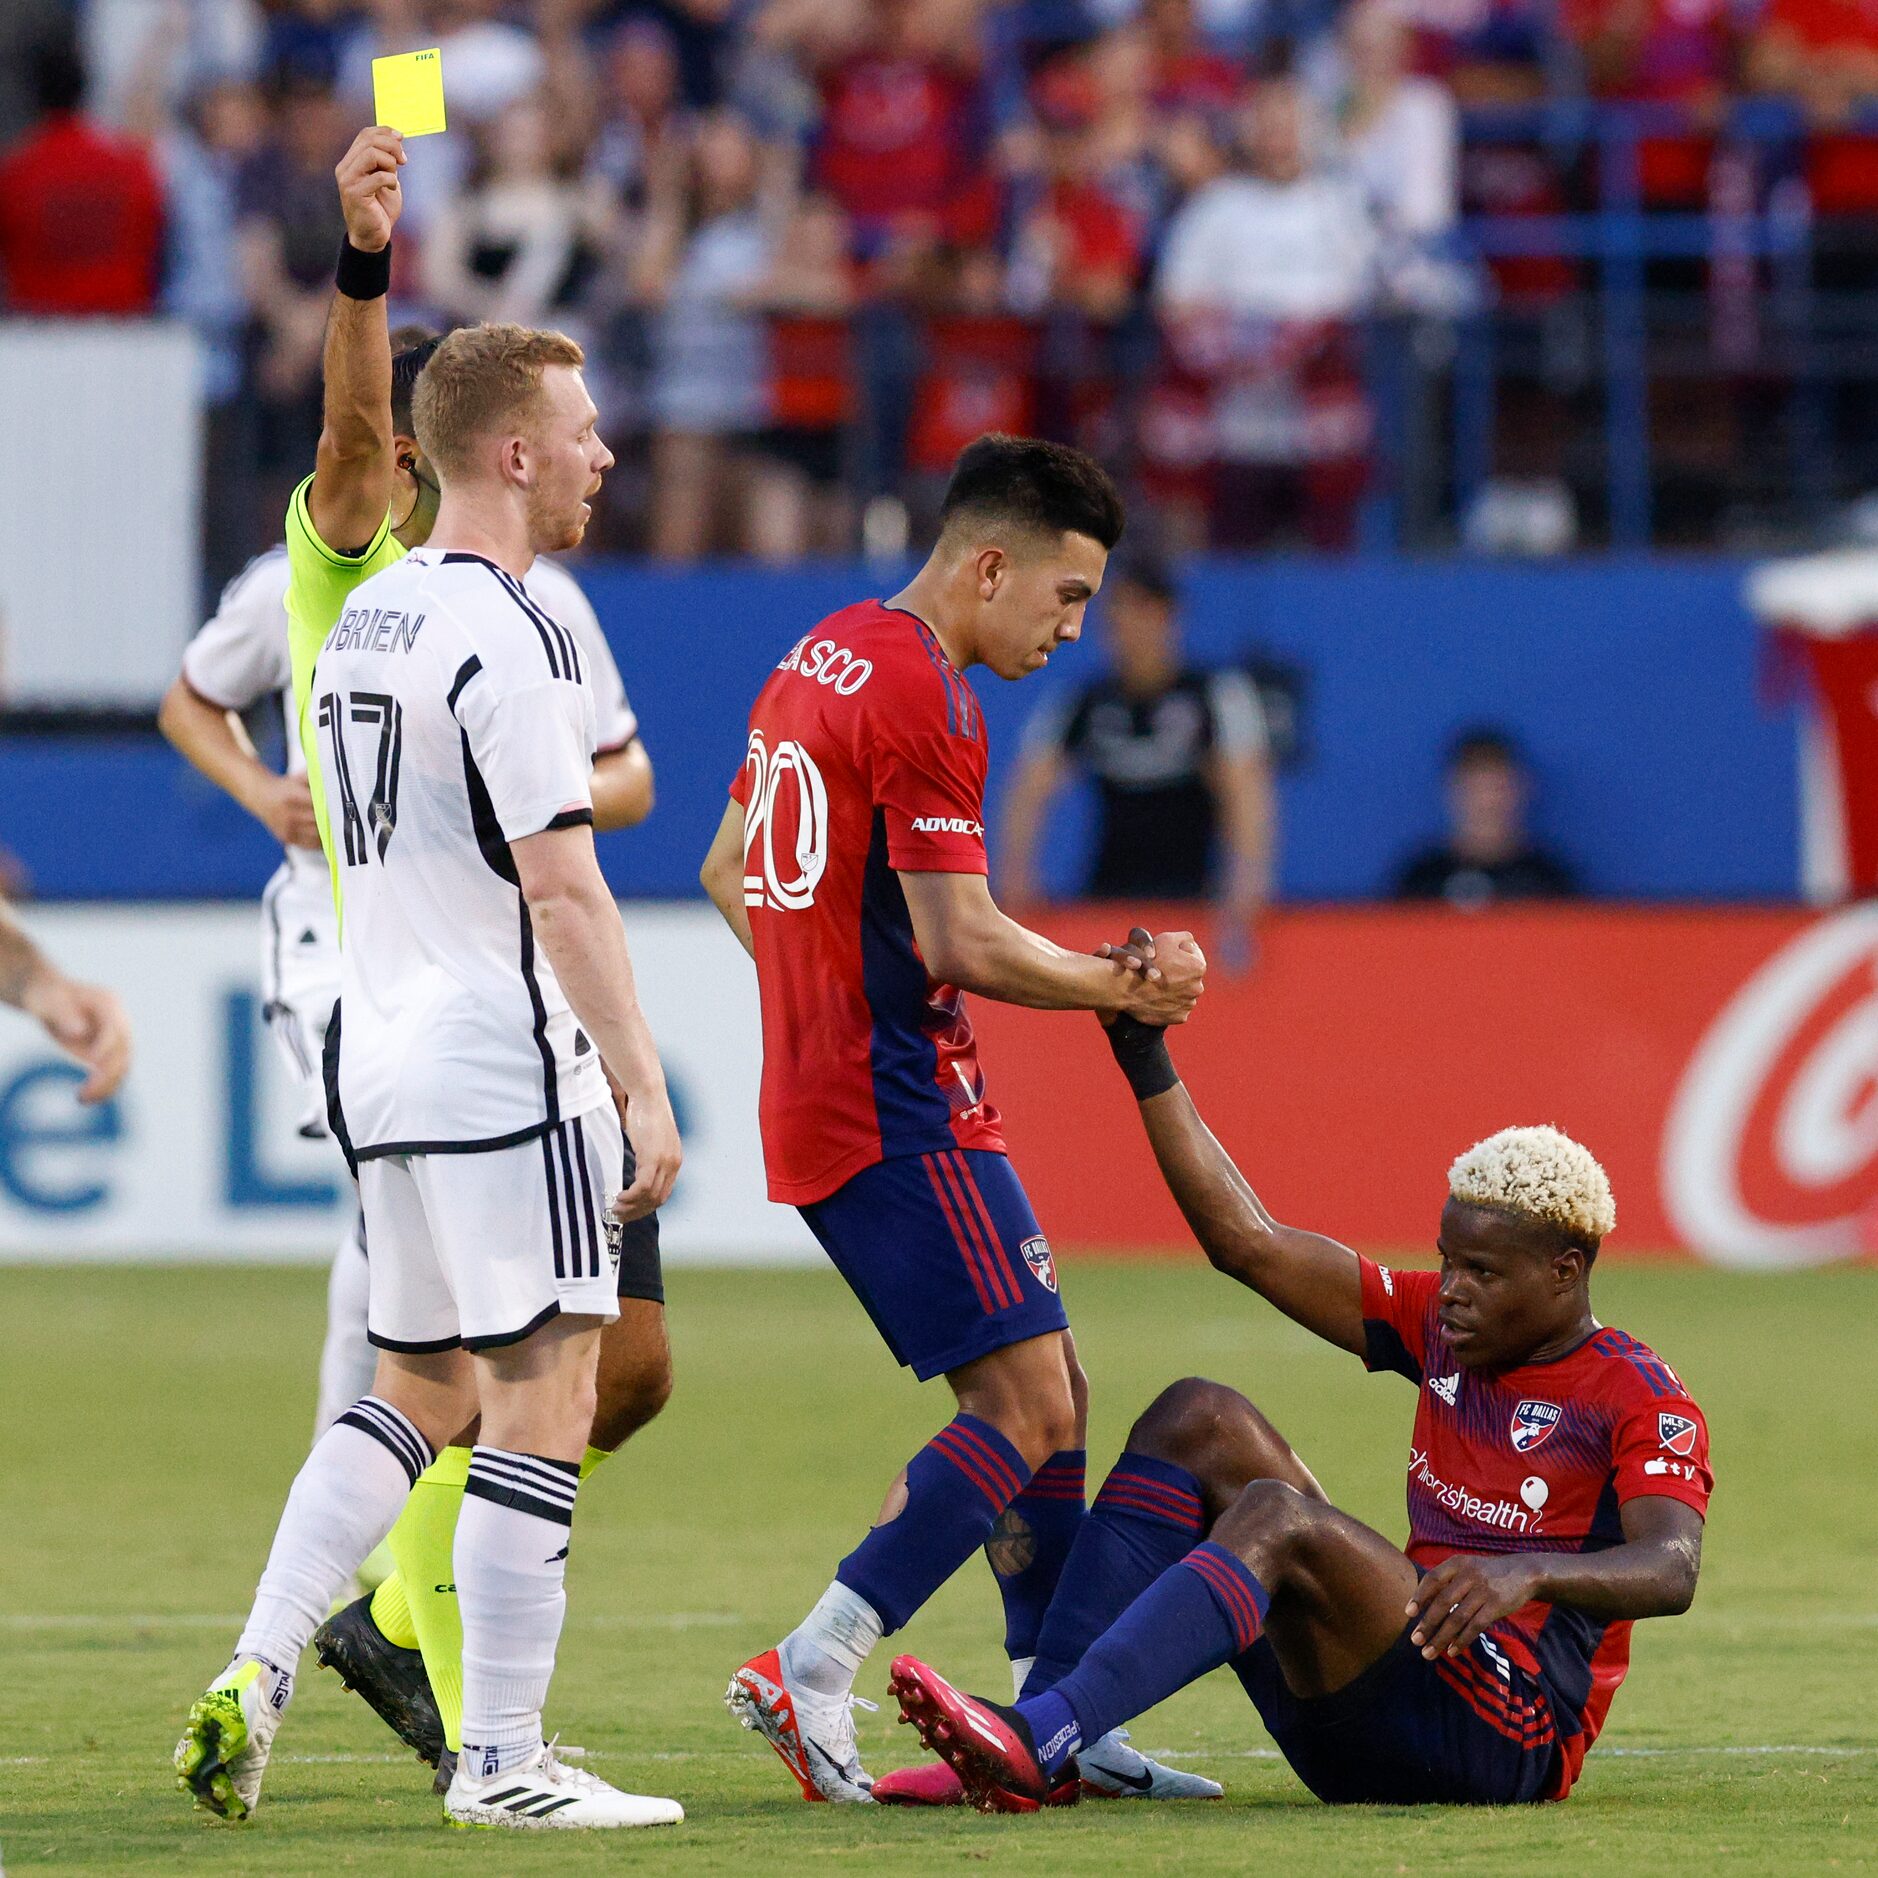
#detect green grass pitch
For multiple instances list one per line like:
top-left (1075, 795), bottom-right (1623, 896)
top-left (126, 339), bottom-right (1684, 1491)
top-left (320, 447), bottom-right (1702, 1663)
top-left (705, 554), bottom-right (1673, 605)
top-left (1, 1258), bottom-right (1873, 1874)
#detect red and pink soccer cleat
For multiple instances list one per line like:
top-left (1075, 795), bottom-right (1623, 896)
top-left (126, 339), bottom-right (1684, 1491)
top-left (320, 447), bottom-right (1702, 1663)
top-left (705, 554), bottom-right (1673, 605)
top-left (886, 1654), bottom-right (1074, 1815)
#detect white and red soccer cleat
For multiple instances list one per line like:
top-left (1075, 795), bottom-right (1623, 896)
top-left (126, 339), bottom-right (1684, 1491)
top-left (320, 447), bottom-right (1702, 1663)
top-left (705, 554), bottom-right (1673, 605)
top-left (886, 1654), bottom-right (1070, 1815)
top-left (725, 1647), bottom-right (875, 1803)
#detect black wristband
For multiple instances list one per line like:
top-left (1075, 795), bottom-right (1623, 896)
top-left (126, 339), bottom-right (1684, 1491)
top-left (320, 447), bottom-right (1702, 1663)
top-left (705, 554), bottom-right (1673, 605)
top-left (335, 237), bottom-right (392, 300)
top-left (1106, 1013), bottom-right (1180, 1102)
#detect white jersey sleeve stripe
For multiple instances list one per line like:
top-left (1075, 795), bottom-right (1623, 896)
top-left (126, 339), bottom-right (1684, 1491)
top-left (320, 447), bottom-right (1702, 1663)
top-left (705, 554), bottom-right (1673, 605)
top-left (446, 655), bottom-right (483, 712)
top-left (498, 564), bottom-right (584, 687)
top-left (440, 552), bottom-right (569, 681)
top-left (527, 557), bottom-right (636, 751)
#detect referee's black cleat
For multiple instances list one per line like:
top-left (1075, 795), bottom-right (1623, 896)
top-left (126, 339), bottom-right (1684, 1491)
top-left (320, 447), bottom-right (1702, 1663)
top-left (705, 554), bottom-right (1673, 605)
top-left (311, 1594), bottom-right (445, 1768)
top-left (432, 1748), bottom-right (456, 1797)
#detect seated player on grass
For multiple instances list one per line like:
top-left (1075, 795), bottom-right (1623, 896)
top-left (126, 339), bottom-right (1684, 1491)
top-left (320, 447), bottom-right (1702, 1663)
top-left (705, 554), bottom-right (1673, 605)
top-left (888, 932), bottom-right (1711, 1810)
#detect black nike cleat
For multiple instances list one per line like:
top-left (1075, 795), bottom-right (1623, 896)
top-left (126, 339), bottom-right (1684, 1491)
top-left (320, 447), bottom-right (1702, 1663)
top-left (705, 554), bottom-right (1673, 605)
top-left (433, 1747), bottom-right (457, 1797)
top-left (311, 1594), bottom-right (444, 1768)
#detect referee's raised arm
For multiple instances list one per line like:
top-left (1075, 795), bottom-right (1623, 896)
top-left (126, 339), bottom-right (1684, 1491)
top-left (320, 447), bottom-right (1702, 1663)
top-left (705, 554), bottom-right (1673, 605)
top-left (309, 126), bottom-right (407, 553)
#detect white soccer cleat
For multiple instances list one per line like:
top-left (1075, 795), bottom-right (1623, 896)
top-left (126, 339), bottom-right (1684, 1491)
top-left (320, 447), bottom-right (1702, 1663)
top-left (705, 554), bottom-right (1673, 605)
top-left (174, 1656), bottom-right (291, 1820)
top-left (443, 1740), bottom-right (683, 1830)
top-left (1077, 1727), bottom-right (1224, 1800)
top-left (726, 1646), bottom-right (876, 1803)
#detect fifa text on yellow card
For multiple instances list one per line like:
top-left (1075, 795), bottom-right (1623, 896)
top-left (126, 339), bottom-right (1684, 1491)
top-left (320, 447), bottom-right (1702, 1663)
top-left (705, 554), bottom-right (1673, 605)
top-left (371, 48), bottom-right (446, 138)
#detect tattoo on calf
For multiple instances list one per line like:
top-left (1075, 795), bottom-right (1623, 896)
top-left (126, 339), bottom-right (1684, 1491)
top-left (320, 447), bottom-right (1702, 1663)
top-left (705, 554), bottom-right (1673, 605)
top-left (985, 1508), bottom-right (1037, 1577)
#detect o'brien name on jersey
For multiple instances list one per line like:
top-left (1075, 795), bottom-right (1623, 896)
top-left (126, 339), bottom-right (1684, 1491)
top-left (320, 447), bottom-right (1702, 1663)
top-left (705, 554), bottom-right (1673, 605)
top-left (330, 605), bottom-right (428, 656)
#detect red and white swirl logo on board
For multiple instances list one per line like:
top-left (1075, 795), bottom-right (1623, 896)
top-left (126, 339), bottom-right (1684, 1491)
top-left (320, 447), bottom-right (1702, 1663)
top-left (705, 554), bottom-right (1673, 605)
top-left (1663, 905), bottom-right (1878, 1268)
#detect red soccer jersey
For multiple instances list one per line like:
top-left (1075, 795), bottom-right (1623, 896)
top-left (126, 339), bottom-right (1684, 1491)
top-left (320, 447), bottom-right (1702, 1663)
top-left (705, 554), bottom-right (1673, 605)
top-left (730, 601), bottom-right (1007, 1205)
top-left (1359, 1257), bottom-right (1713, 1798)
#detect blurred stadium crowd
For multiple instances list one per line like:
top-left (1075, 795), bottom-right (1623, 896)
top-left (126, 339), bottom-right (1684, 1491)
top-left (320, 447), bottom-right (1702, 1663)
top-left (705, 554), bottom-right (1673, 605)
top-left (11, 0), bottom-right (1878, 572)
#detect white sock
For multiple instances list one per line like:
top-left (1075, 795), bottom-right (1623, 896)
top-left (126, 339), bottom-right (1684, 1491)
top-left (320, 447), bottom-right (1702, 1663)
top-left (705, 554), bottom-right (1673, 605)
top-left (312, 1214), bottom-right (373, 1440)
top-left (457, 1447), bottom-right (580, 1778)
top-left (779, 1580), bottom-right (883, 1701)
top-left (1010, 1654), bottom-right (1035, 1702)
top-left (236, 1396), bottom-right (432, 1671)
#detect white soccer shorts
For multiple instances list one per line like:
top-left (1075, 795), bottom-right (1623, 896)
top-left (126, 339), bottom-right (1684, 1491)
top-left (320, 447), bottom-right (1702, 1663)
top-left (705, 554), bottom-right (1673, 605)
top-left (259, 862), bottom-right (341, 1139)
top-left (358, 1100), bottom-right (625, 1352)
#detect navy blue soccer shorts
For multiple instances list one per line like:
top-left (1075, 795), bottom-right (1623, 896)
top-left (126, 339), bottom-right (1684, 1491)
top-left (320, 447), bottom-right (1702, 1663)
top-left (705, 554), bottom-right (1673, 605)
top-left (613, 1134), bottom-right (663, 1304)
top-left (799, 1149), bottom-right (1070, 1381)
top-left (1234, 1621), bottom-right (1562, 1805)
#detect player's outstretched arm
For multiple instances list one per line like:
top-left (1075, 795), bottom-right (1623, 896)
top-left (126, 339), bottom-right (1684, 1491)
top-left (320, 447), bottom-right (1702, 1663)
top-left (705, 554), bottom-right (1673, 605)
top-left (899, 870), bottom-right (1202, 1023)
top-left (699, 801), bottom-right (755, 958)
top-left (512, 822), bottom-right (680, 1220)
top-left (0, 902), bottom-right (132, 1103)
top-left (158, 678), bottom-right (321, 849)
top-left (1406, 1496), bottom-right (1703, 1660)
top-left (1100, 928), bottom-right (1364, 1354)
top-left (307, 126), bottom-right (407, 554)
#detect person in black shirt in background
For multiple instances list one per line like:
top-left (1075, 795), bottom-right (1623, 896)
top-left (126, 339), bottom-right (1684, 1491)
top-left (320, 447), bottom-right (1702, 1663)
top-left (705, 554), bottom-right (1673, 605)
top-left (1002, 557), bottom-right (1274, 969)
top-left (1393, 728), bottom-right (1579, 908)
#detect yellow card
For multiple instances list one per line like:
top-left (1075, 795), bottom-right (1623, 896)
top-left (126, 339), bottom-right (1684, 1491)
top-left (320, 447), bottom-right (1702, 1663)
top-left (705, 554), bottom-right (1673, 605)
top-left (372, 48), bottom-right (446, 138)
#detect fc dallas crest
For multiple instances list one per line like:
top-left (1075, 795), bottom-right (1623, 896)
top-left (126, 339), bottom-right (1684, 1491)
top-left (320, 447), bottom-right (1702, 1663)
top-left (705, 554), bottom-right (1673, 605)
top-left (1510, 1399), bottom-right (1561, 1453)
top-left (1020, 1235), bottom-right (1058, 1293)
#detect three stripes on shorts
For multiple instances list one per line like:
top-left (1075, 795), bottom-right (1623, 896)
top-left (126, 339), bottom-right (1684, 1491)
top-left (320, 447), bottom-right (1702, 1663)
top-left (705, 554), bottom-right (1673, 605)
top-left (542, 1117), bottom-right (604, 1281)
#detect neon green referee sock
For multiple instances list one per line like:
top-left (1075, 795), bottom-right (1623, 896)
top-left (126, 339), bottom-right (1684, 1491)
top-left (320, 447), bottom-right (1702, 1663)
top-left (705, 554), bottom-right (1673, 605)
top-left (388, 1444), bottom-right (472, 1753)
top-left (580, 1444), bottom-right (614, 1484)
top-left (368, 1570), bottom-right (418, 1651)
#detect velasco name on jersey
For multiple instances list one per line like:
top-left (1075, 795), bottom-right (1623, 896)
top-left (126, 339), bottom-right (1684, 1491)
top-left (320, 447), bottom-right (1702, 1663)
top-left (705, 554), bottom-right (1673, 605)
top-left (778, 632), bottom-right (873, 694)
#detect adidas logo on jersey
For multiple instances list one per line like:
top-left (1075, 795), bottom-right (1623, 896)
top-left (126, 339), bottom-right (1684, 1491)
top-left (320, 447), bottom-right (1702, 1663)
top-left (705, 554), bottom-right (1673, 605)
top-left (1429, 1373), bottom-right (1459, 1406)
top-left (910, 817), bottom-right (983, 836)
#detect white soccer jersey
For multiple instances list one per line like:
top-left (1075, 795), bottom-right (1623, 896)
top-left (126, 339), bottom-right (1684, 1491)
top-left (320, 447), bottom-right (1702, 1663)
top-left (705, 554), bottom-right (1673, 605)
top-left (313, 547), bottom-right (611, 1156)
top-left (182, 549), bottom-right (321, 882)
top-left (180, 546), bottom-right (640, 822)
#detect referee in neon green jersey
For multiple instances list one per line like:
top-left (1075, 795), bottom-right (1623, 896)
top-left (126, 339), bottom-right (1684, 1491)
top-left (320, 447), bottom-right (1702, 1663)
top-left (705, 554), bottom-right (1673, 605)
top-left (286, 125), bottom-right (426, 900)
top-left (287, 130), bottom-right (656, 893)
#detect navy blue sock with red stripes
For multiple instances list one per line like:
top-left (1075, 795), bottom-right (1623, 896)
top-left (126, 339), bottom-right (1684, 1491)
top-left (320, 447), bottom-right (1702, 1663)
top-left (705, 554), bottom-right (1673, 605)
top-left (1016, 1541), bottom-right (1271, 1779)
top-left (988, 1450), bottom-right (1086, 1671)
top-left (836, 1415), bottom-right (1033, 1634)
top-left (1024, 1452), bottom-right (1209, 1696)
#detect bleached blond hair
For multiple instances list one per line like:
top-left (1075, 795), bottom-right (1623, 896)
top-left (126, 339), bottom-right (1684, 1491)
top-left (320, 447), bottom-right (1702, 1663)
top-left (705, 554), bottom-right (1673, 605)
top-left (1448, 1126), bottom-right (1615, 1247)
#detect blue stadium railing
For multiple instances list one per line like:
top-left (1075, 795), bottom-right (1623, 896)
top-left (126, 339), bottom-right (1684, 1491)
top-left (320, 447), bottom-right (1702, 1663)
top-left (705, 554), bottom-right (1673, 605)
top-left (1409, 98), bottom-right (1870, 549)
